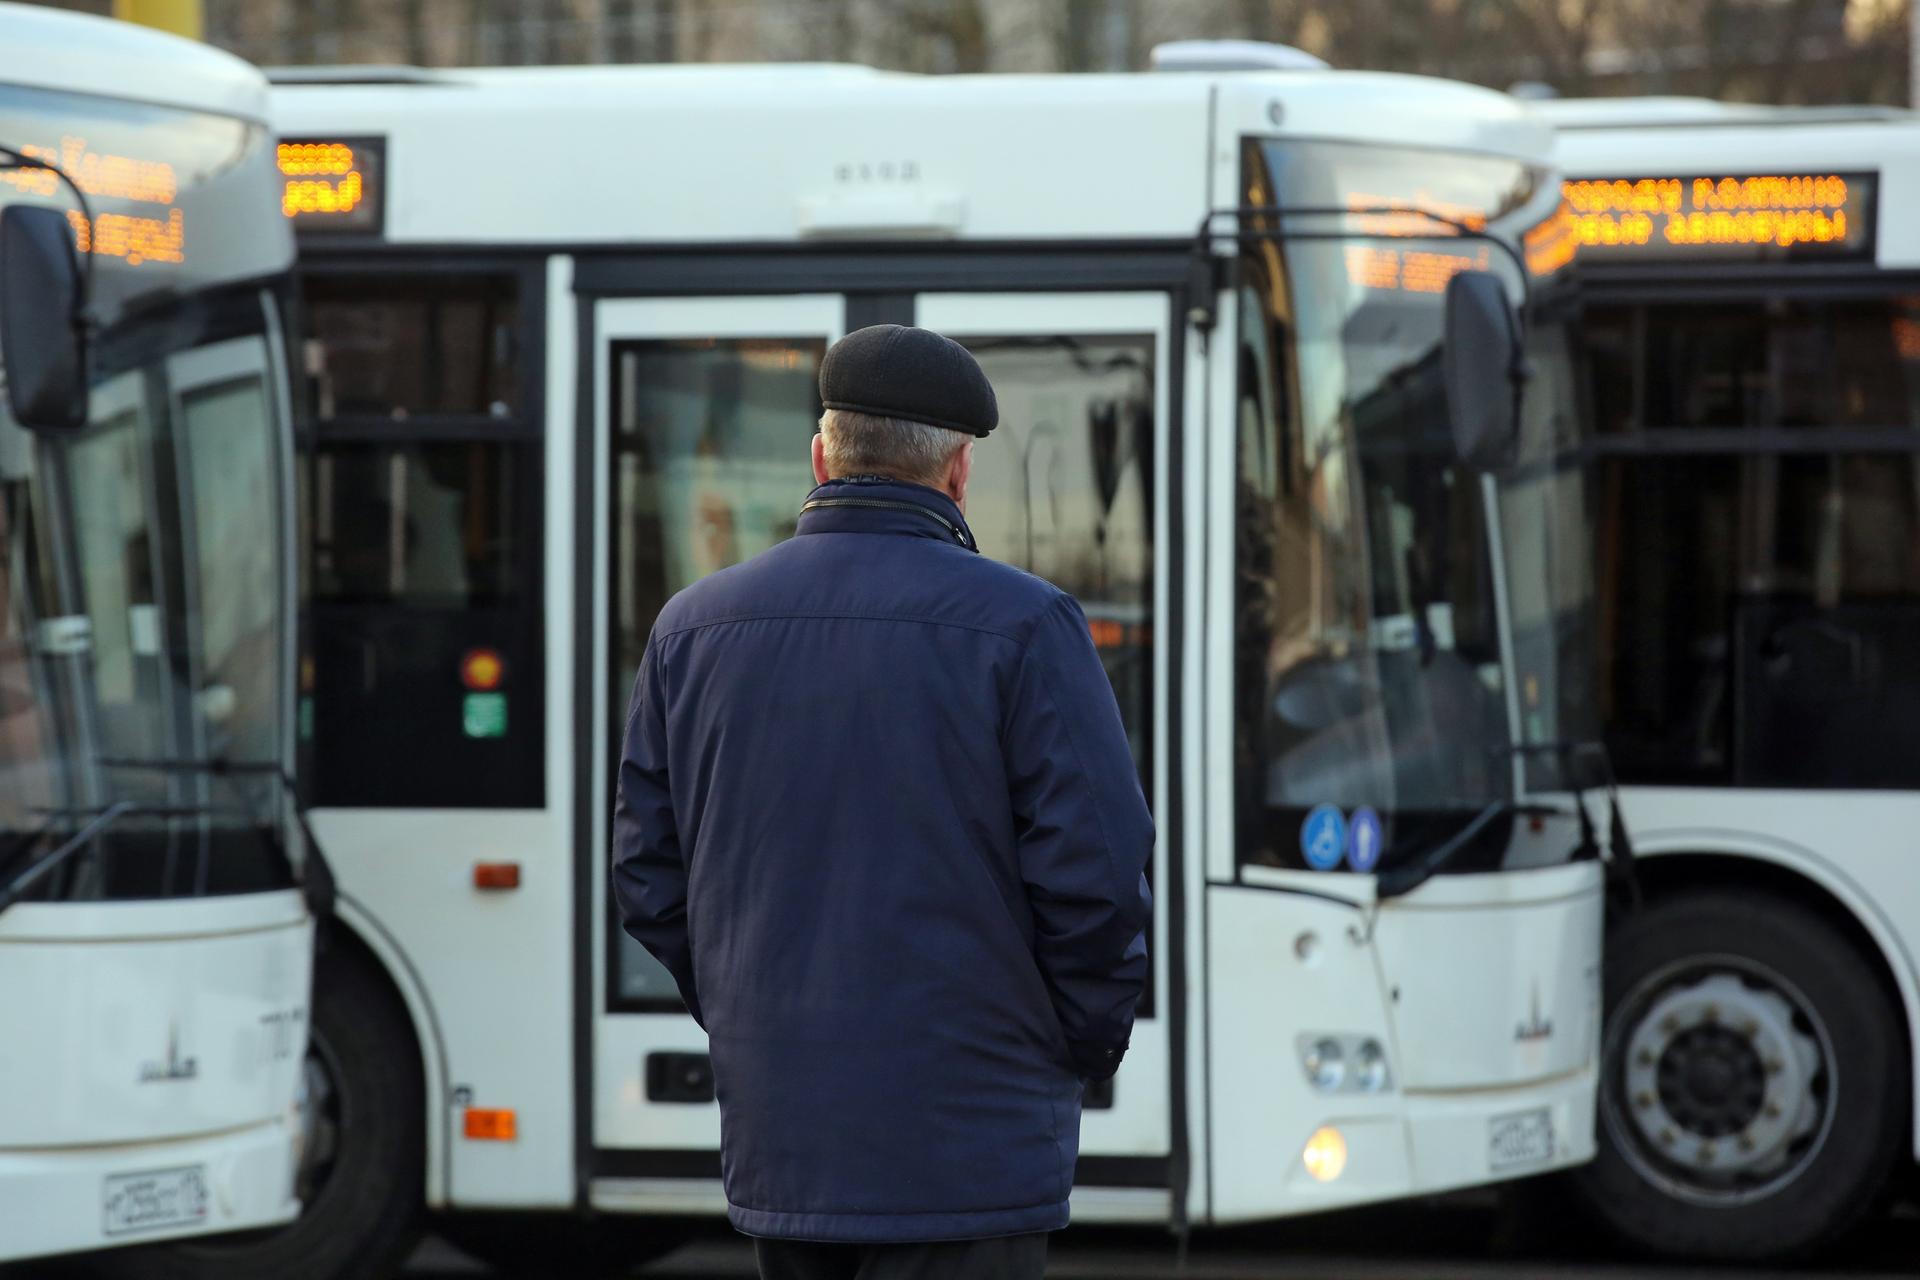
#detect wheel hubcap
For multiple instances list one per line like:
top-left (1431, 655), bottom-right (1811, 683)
top-left (1609, 964), bottom-right (1830, 1204)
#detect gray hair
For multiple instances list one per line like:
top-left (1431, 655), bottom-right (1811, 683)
top-left (818, 408), bottom-right (967, 488)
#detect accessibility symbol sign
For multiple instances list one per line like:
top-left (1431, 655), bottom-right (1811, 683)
top-left (1347, 806), bottom-right (1383, 873)
top-left (1300, 803), bottom-right (1347, 871)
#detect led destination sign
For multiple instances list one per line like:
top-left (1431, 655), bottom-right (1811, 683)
top-left (1564, 172), bottom-right (1875, 262)
top-left (278, 136), bottom-right (384, 235)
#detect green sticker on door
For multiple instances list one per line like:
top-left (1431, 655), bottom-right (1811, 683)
top-left (463, 692), bottom-right (508, 738)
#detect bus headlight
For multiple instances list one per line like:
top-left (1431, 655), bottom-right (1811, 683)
top-left (1301, 1037), bottom-right (1345, 1091)
top-left (1299, 1034), bottom-right (1392, 1092)
top-left (1353, 1038), bottom-right (1391, 1093)
top-left (1302, 1125), bottom-right (1348, 1182)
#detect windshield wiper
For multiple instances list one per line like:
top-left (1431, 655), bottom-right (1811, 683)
top-left (1374, 800), bottom-right (1519, 900)
top-left (0, 801), bottom-right (138, 915)
top-left (94, 757), bottom-right (336, 922)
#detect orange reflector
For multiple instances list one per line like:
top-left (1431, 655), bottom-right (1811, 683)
top-left (464, 1108), bottom-right (517, 1141)
top-left (460, 648), bottom-right (505, 691)
top-left (473, 862), bottom-right (521, 891)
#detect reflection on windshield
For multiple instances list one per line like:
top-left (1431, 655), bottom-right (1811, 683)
top-left (1234, 138), bottom-right (1584, 877)
top-left (1502, 315), bottom-right (1600, 793)
top-left (0, 307), bottom-right (292, 902)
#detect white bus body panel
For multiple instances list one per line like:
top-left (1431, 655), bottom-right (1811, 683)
top-left (311, 809), bottom-right (576, 1209)
top-left (0, 890), bottom-right (310, 1262)
top-left (271, 69), bottom-right (1547, 246)
top-left (1371, 863), bottom-right (1602, 1090)
top-left (0, 0), bottom-right (271, 123)
top-left (1206, 864), bottom-right (1601, 1221)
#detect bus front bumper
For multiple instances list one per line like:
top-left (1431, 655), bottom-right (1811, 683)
top-left (0, 1114), bottom-right (299, 1264)
top-left (1271, 1064), bottom-right (1598, 1215)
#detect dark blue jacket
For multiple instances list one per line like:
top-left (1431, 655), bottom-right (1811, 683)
top-left (613, 477), bottom-right (1153, 1243)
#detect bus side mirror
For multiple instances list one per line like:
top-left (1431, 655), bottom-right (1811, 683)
top-left (0, 205), bottom-right (88, 432)
top-left (1442, 269), bottom-right (1523, 472)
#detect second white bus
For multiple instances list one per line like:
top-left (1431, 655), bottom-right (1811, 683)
top-left (237, 53), bottom-right (1606, 1277)
top-left (1543, 96), bottom-right (1920, 1260)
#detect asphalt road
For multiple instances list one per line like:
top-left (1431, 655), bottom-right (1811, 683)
top-left (405, 1195), bottom-right (1920, 1279)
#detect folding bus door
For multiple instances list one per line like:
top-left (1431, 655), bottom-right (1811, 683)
top-left (589, 294), bottom-right (845, 1203)
top-left (914, 291), bottom-right (1174, 1204)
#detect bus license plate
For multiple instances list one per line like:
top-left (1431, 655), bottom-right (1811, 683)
top-left (1488, 1108), bottom-right (1555, 1172)
top-left (103, 1165), bottom-right (210, 1237)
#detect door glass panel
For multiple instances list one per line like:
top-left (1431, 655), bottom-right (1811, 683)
top-left (948, 335), bottom-right (1155, 784)
top-left (608, 335), bottom-right (825, 1006)
top-left (180, 374), bottom-right (281, 765)
top-left (604, 326), bottom-right (1161, 1009)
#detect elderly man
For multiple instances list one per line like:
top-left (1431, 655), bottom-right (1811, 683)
top-left (613, 324), bottom-right (1153, 1280)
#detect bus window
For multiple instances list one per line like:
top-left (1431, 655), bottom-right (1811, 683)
top-left (306, 273), bottom-right (518, 419)
top-left (1593, 296), bottom-right (1920, 434)
top-left (301, 268), bottom-right (542, 809)
top-left (1600, 451), bottom-right (1920, 787)
top-left (1588, 295), bottom-right (1920, 788)
top-left (310, 442), bottom-right (522, 605)
top-left (305, 438), bottom-right (539, 808)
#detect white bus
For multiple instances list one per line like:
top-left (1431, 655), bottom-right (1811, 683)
top-left (0, 3), bottom-right (315, 1270)
top-left (1541, 97), bottom-right (1920, 1260)
top-left (252, 52), bottom-right (1611, 1278)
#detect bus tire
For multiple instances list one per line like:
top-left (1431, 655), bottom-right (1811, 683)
top-left (1571, 889), bottom-right (1906, 1261)
top-left (115, 941), bottom-right (426, 1280)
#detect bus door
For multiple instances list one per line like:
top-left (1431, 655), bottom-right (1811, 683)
top-left (912, 291), bottom-right (1173, 1193)
top-left (590, 293), bottom-right (847, 1194)
top-left (587, 286), bottom-right (1176, 1207)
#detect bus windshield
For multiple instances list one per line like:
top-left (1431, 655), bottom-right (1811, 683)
top-left (0, 82), bottom-right (296, 905)
top-left (0, 296), bottom-right (294, 903)
top-left (1234, 138), bottom-right (1594, 876)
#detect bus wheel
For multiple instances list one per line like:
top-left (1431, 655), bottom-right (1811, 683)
top-left (1572, 890), bottom-right (1905, 1261)
top-left (116, 944), bottom-right (426, 1280)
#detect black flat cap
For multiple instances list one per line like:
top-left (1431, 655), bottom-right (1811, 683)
top-left (819, 324), bottom-right (998, 438)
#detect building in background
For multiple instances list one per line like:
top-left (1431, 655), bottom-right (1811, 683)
top-left (23, 0), bottom-right (1916, 103)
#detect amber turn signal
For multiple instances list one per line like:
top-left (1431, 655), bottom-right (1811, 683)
top-left (473, 862), bottom-right (521, 891)
top-left (464, 1108), bottom-right (517, 1141)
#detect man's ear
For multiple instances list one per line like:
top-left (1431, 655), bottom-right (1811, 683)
top-left (811, 433), bottom-right (830, 486)
top-left (946, 439), bottom-right (974, 508)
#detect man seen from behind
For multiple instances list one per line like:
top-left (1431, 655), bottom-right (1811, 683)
top-left (613, 324), bottom-right (1154, 1280)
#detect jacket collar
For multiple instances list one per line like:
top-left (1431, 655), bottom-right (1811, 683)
top-left (795, 477), bottom-right (979, 553)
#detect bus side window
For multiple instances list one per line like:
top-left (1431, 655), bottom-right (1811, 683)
top-left (300, 271), bottom-right (543, 809)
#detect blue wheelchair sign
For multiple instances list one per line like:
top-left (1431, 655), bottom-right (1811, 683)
top-left (1300, 804), bottom-right (1347, 871)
